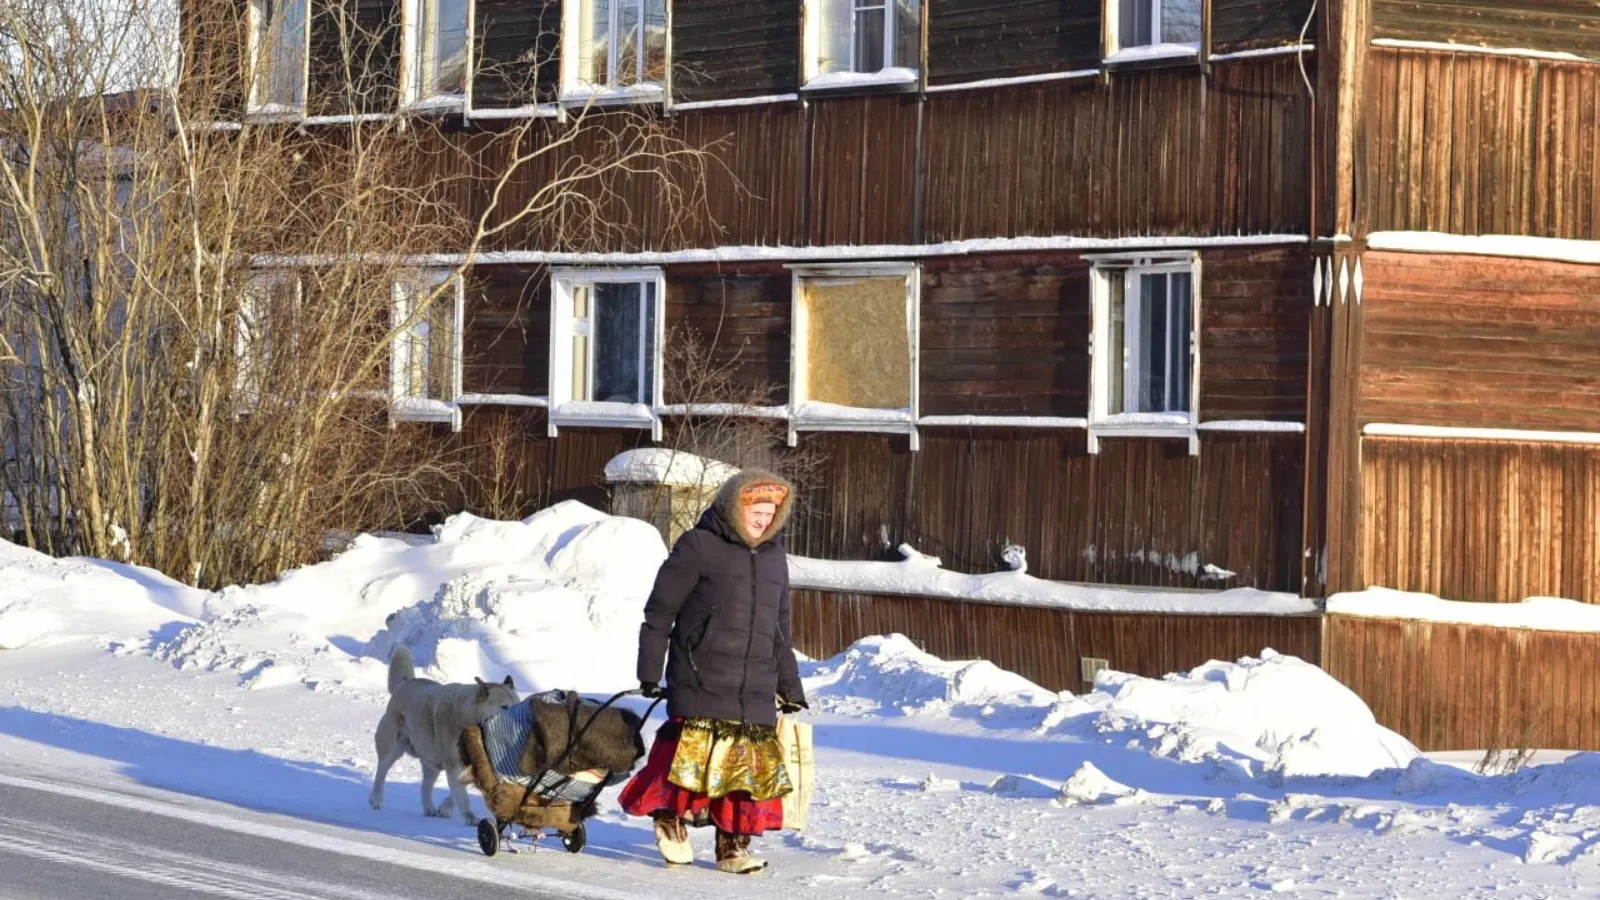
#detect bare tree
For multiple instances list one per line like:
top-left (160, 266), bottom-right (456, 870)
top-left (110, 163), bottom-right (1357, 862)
top-left (0, 0), bottom-right (715, 586)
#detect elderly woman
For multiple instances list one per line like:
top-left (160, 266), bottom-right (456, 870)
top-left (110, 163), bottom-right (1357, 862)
top-left (619, 469), bottom-right (807, 874)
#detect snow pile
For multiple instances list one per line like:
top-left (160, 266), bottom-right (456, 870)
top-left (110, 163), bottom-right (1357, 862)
top-left (1055, 761), bottom-right (1141, 807)
top-left (1329, 586), bottom-right (1600, 633)
top-left (0, 539), bottom-right (205, 651)
top-left (801, 634), bottom-right (1063, 719)
top-left (1087, 650), bottom-right (1420, 783)
top-left (146, 501), bottom-right (668, 693)
top-left (603, 448), bottom-right (738, 487)
top-left (790, 543), bottom-right (1317, 616)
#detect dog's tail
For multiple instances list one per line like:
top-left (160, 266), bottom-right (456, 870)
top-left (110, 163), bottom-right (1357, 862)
top-left (387, 646), bottom-right (416, 694)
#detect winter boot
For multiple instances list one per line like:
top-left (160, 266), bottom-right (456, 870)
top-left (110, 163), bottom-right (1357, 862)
top-left (653, 814), bottom-right (693, 866)
top-left (715, 829), bottom-right (767, 874)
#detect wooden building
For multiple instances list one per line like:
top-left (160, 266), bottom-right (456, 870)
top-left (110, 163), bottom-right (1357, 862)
top-left (190, 1), bottom-right (1600, 749)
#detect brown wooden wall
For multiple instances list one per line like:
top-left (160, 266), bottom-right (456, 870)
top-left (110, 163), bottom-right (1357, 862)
top-left (1325, 613), bottom-right (1600, 751)
top-left (473, 0), bottom-right (560, 108)
top-left (664, 263), bottom-right (791, 405)
top-left (1364, 47), bottom-right (1600, 239)
top-left (1361, 436), bottom-right (1600, 604)
top-left (1371, 0), bottom-right (1600, 62)
top-left (925, 0), bottom-right (1103, 86)
top-left (794, 589), bottom-right (1322, 692)
top-left (464, 265), bottom-right (548, 396)
top-left (1201, 247), bottom-right (1313, 421)
top-left (1212, 0), bottom-right (1318, 53)
top-left (307, 0), bottom-right (400, 116)
top-left (1358, 251), bottom-right (1600, 433)
top-left (672, 0), bottom-right (800, 102)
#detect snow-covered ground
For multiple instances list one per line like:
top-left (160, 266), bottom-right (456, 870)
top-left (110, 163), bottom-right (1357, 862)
top-left (2, 505), bottom-right (1597, 898)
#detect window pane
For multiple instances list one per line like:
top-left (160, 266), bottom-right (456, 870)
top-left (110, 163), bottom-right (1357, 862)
top-left (1169, 272), bottom-right (1193, 413)
top-left (1161, 0), bottom-right (1202, 44)
top-left (819, 0), bottom-right (853, 75)
top-left (853, 3), bottom-right (885, 72)
top-left (803, 276), bottom-right (910, 409)
top-left (254, 0), bottom-right (308, 108)
top-left (893, 0), bottom-right (919, 69)
top-left (571, 286), bottom-right (591, 401)
top-left (643, 0), bottom-right (667, 84)
top-left (427, 298), bottom-right (455, 400)
top-left (616, 0), bottom-right (641, 86)
top-left (1108, 271), bottom-right (1126, 414)
top-left (1139, 273), bottom-right (1168, 412)
top-left (1120, 0), bottom-right (1153, 47)
top-left (594, 283), bottom-right (645, 403)
top-left (581, 0), bottom-right (612, 85)
top-left (432, 0), bottom-right (470, 95)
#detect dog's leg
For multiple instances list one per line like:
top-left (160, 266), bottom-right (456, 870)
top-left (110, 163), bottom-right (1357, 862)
top-left (420, 762), bottom-right (446, 817)
top-left (443, 766), bottom-right (477, 826)
top-left (369, 714), bottom-right (406, 810)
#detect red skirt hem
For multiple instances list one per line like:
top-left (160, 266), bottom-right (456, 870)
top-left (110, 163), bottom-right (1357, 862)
top-left (618, 719), bottom-right (785, 836)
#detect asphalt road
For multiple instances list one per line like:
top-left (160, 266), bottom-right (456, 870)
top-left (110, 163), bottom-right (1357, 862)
top-left (0, 776), bottom-right (592, 900)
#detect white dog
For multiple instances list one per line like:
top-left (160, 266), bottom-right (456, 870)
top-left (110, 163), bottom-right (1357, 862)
top-left (369, 646), bottom-right (520, 825)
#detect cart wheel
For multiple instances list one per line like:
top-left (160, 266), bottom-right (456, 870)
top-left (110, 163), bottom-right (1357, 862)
top-left (561, 822), bottom-right (587, 854)
top-left (477, 819), bottom-right (501, 857)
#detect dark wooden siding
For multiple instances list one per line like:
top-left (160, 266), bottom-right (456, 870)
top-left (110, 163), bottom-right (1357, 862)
top-left (1358, 251), bottom-right (1600, 433)
top-left (307, 0), bottom-right (400, 115)
top-left (1200, 248), bottom-right (1312, 421)
top-left (921, 58), bottom-right (1312, 242)
top-left (1371, 0), bottom-right (1600, 62)
top-left (1365, 48), bottom-right (1600, 239)
top-left (663, 264), bottom-right (792, 405)
top-left (1361, 437), bottom-right (1600, 605)
top-left (925, 0), bottom-right (1102, 86)
top-left (183, 0), bottom-right (248, 120)
top-left (671, 0), bottom-right (801, 102)
top-left (1326, 614), bottom-right (1600, 751)
top-left (794, 589), bottom-right (1322, 692)
top-left (473, 0), bottom-right (560, 108)
top-left (918, 254), bottom-right (1089, 417)
top-left (673, 107), bottom-right (808, 248)
top-left (1212, 0), bottom-right (1318, 53)
top-left (806, 96), bottom-right (920, 246)
top-left (464, 266), bottom-right (548, 396)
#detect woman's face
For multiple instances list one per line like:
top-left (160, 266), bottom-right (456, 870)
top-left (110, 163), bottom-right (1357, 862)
top-left (741, 501), bottom-right (778, 540)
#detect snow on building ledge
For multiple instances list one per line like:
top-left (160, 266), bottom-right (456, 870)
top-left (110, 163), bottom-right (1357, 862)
top-left (604, 448), bottom-right (739, 488)
top-left (1328, 587), bottom-right (1600, 634)
top-left (790, 544), bottom-right (1318, 617)
top-left (1366, 231), bottom-right (1600, 265)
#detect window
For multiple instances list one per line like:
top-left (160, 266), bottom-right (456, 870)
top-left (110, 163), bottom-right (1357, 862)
top-left (1109, 0), bottom-right (1202, 59)
top-left (390, 269), bottom-right (463, 425)
top-left (248, 0), bottom-right (309, 114)
top-left (563, 0), bottom-right (667, 101)
top-left (548, 270), bottom-right (665, 436)
top-left (236, 271), bottom-right (301, 411)
top-left (406, 0), bottom-right (471, 106)
top-left (787, 263), bottom-right (920, 447)
top-left (1089, 254), bottom-right (1199, 454)
top-left (804, 0), bottom-right (921, 88)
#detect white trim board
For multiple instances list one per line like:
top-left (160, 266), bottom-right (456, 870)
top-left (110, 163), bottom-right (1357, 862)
top-left (669, 93), bottom-right (800, 111)
top-left (925, 69), bottom-right (1098, 94)
top-left (1366, 231), bottom-right (1600, 265)
top-left (1209, 44), bottom-right (1316, 62)
top-left (1364, 423), bottom-right (1600, 446)
top-left (252, 234), bottom-right (1309, 269)
top-left (1371, 38), bottom-right (1592, 64)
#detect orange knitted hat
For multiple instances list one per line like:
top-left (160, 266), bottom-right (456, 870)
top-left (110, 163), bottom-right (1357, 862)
top-left (738, 480), bottom-right (790, 509)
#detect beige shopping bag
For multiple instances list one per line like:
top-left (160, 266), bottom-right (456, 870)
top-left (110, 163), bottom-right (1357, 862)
top-left (777, 715), bottom-right (815, 831)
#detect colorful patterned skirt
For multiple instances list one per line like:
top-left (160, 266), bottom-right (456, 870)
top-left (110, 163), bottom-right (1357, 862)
top-left (619, 717), bottom-right (789, 836)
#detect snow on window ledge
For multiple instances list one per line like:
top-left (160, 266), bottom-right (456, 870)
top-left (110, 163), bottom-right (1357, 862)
top-left (559, 83), bottom-right (666, 107)
top-left (802, 67), bottom-right (919, 92)
top-left (1092, 412), bottom-right (1193, 432)
top-left (468, 104), bottom-right (560, 121)
top-left (456, 393), bottom-right (549, 408)
top-left (405, 95), bottom-right (466, 115)
top-left (1105, 43), bottom-right (1202, 65)
top-left (391, 396), bottom-right (457, 424)
top-left (792, 402), bottom-right (915, 428)
top-left (243, 103), bottom-right (305, 124)
top-left (549, 401), bottom-right (657, 429)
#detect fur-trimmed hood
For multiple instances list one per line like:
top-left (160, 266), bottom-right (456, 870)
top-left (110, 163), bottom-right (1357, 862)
top-left (706, 468), bottom-right (795, 548)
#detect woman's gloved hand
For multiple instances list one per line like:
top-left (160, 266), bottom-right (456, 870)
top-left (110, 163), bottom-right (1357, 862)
top-left (639, 681), bottom-right (664, 699)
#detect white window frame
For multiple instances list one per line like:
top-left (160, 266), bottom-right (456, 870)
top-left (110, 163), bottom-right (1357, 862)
top-left (547, 268), bottom-right (667, 439)
top-left (560, 0), bottom-right (669, 105)
top-left (786, 262), bottom-right (921, 451)
top-left (235, 270), bottom-right (302, 415)
top-left (801, 0), bottom-right (921, 90)
top-left (390, 269), bottom-right (465, 429)
top-left (1105, 0), bottom-right (1203, 63)
top-left (401, 0), bottom-right (474, 111)
top-left (245, 0), bottom-right (311, 120)
top-left (1087, 251), bottom-right (1201, 456)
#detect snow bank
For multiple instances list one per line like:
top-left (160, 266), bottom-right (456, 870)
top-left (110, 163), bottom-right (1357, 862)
top-left (791, 544), bottom-right (1317, 616)
top-left (802, 634), bottom-right (1063, 719)
top-left (1088, 650), bottom-right (1420, 783)
top-left (0, 540), bottom-right (205, 651)
top-left (603, 448), bottom-right (738, 487)
top-left (1329, 587), bottom-right (1600, 634)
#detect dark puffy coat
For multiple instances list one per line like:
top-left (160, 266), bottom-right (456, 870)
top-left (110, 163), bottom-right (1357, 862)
top-left (636, 469), bottom-right (806, 728)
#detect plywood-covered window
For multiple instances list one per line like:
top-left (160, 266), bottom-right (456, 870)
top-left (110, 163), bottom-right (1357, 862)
top-left (247, 0), bottom-right (309, 116)
top-left (788, 263), bottom-right (920, 447)
top-left (1107, 0), bottom-right (1202, 61)
top-left (803, 0), bottom-right (921, 90)
top-left (1088, 253), bottom-right (1199, 454)
top-left (563, 0), bottom-right (667, 102)
top-left (404, 0), bottom-right (471, 107)
top-left (548, 269), bottom-right (665, 437)
top-left (391, 269), bottom-right (464, 427)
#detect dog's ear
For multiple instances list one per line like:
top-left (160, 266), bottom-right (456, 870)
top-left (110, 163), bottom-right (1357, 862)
top-left (474, 676), bottom-right (485, 685)
top-left (476, 682), bottom-right (490, 701)
top-left (502, 674), bottom-right (515, 688)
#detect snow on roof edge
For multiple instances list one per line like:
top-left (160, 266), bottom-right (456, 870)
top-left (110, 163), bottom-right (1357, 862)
top-left (1327, 587), bottom-right (1600, 634)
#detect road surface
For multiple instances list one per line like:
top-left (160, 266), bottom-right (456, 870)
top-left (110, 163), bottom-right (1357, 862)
top-left (0, 775), bottom-right (598, 900)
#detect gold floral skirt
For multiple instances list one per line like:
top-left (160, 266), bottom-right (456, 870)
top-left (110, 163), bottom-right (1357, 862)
top-left (667, 718), bottom-right (793, 802)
